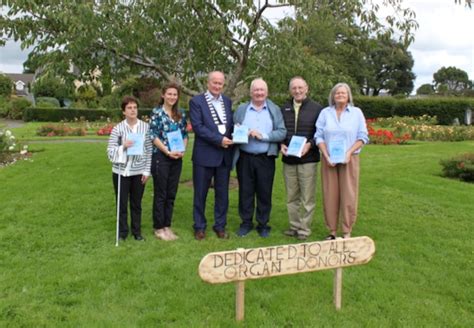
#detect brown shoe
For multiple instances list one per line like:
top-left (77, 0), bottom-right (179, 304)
top-left (297, 233), bottom-right (308, 241)
top-left (283, 229), bottom-right (297, 237)
top-left (194, 230), bottom-right (205, 240)
top-left (214, 230), bottom-right (229, 239)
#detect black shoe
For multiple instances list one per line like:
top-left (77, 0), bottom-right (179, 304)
top-left (324, 234), bottom-right (336, 240)
top-left (134, 235), bottom-right (145, 241)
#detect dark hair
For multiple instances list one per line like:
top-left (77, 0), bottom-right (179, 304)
top-left (159, 82), bottom-right (182, 121)
top-left (121, 95), bottom-right (139, 111)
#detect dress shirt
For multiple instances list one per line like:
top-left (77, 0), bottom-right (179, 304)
top-left (240, 102), bottom-right (272, 154)
top-left (314, 105), bottom-right (369, 154)
top-left (205, 91), bottom-right (226, 123)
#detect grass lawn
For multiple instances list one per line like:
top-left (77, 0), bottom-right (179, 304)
top-left (0, 134), bottom-right (473, 327)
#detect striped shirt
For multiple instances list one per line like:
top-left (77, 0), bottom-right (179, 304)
top-left (107, 119), bottom-right (152, 177)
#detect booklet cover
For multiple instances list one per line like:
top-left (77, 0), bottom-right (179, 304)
top-left (328, 139), bottom-right (346, 164)
top-left (233, 125), bottom-right (249, 144)
top-left (127, 133), bottom-right (145, 156)
top-left (167, 130), bottom-right (186, 152)
top-left (287, 135), bottom-right (307, 157)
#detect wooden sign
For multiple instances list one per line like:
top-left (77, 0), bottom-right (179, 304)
top-left (199, 236), bottom-right (375, 284)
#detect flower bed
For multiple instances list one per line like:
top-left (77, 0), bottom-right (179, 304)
top-left (440, 153), bottom-right (474, 182)
top-left (36, 124), bottom-right (87, 137)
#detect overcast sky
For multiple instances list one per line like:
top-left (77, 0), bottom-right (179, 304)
top-left (0, 0), bottom-right (472, 92)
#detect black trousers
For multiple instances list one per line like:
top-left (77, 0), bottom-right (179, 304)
top-left (152, 152), bottom-right (182, 229)
top-left (113, 173), bottom-right (145, 238)
top-left (236, 151), bottom-right (275, 232)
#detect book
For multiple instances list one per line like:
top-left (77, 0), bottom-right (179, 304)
top-left (287, 135), bottom-right (307, 157)
top-left (127, 133), bottom-right (145, 156)
top-left (232, 125), bottom-right (249, 144)
top-left (167, 130), bottom-right (186, 152)
top-left (328, 139), bottom-right (346, 164)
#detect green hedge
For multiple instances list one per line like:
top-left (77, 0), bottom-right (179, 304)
top-left (354, 96), bottom-right (474, 125)
top-left (23, 107), bottom-right (153, 122)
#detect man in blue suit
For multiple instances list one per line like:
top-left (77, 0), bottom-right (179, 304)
top-left (189, 71), bottom-right (234, 240)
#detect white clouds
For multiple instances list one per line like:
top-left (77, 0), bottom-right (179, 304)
top-left (408, 0), bottom-right (474, 90)
top-left (0, 40), bottom-right (31, 73)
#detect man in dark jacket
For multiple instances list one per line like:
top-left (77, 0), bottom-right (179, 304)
top-left (280, 77), bottom-right (323, 240)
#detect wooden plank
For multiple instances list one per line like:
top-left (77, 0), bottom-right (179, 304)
top-left (199, 236), bottom-right (375, 284)
top-left (235, 281), bottom-right (245, 321)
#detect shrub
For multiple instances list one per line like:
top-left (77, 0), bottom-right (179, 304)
top-left (99, 94), bottom-right (121, 109)
top-left (440, 153), bottom-right (474, 182)
top-left (36, 123), bottom-right (87, 137)
top-left (0, 74), bottom-right (13, 97)
top-left (0, 96), bottom-right (9, 117)
top-left (7, 97), bottom-right (32, 119)
top-left (367, 121), bottom-right (411, 145)
top-left (23, 107), bottom-right (152, 122)
top-left (96, 123), bottom-right (114, 136)
top-left (36, 96), bottom-right (60, 107)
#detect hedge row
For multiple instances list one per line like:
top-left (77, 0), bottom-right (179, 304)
top-left (23, 107), bottom-right (153, 122)
top-left (354, 96), bottom-right (474, 125)
top-left (23, 97), bottom-right (474, 125)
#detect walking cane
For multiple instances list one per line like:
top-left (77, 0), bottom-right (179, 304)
top-left (115, 136), bottom-right (123, 247)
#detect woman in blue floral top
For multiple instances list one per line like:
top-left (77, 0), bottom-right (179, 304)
top-left (149, 82), bottom-right (188, 241)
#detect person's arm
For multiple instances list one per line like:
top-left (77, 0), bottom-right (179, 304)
top-left (315, 110), bottom-right (335, 167)
top-left (107, 123), bottom-right (126, 164)
top-left (345, 109), bottom-right (369, 164)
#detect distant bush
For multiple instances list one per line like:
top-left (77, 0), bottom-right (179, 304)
top-left (440, 153), bottom-right (474, 182)
top-left (36, 96), bottom-right (61, 108)
top-left (0, 96), bottom-right (9, 117)
top-left (7, 97), bottom-right (32, 119)
top-left (36, 123), bottom-right (87, 137)
top-left (354, 96), bottom-right (474, 125)
top-left (0, 74), bottom-right (13, 97)
top-left (99, 94), bottom-right (121, 110)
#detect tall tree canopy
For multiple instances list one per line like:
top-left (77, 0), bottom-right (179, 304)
top-left (433, 66), bottom-right (472, 94)
top-left (0, 1), bottom-right (418, 99)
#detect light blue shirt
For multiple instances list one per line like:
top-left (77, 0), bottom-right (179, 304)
top-left (314, 105), bottom-right (369, 154)
top-left (240, 102), bottom-right (272, 154)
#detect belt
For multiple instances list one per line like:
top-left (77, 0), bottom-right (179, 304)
top-left (240, 150), bottom-right (267, 157)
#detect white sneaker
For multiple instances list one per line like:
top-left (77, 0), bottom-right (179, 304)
top-left (154, 229), bottom-right (169, 240)
top-left (165, 227), bottom-right (178, 240)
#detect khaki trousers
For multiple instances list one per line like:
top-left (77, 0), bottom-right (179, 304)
top-left (321, 155), bottom-right (360, 235)
top-left (283, 162), bottom-right (317, 236)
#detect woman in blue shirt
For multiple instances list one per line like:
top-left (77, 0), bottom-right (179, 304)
top-left (314, 83), bottom-right (369, 240)
top-left (149, 82), bottom-right (188, 241)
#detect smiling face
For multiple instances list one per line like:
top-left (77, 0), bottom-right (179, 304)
top-left (333, 86), bottom-right (349, 106)
top-left (162, 87), bottom-right (179, 108)
top-left (207, 71), bottom-right (225, 97)
top-left (289, 78), bottom-right (308, 103)
top-left (250, 79), bottom-right (268, 106)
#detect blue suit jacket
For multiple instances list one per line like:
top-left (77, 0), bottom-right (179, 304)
top-left (189, 93), bottom-right (234, 167)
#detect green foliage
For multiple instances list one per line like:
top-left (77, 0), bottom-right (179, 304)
top-left (376, 115), bottom-right (438, 127)
top-left (433, 66), bottom-right (472, 94)
top-left (1, 1), bottom-right (418, 99)
top-left (6, 97), bottom-right (32, 120)
top-left (416, 83), bottom-right (435, 95)
top-left (440, 153), bottom-right (474, 182)
top-left (31, 74), bottom-right (74, 104)
top-left (0, 74), bottom-right (13, 97)
top-left (23, 107), bottom-right (152, 122)
top-left (35, 97), bottom-right (60, 108)
top-left (355, 96), bottom-right (474, 125)
top-left (76, 84), bottom-right (98, 108)
top-left (99, 94), bottom-right (121, 110)
top-left (0, 96), bottom-right (9, 117)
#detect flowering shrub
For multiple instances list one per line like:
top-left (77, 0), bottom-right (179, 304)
top-left (0, 129), bottom-right (30, 166)
top-left (406, 125), bottom-right (474, 141)
top-left (367, 121), bottom-right (411, 145)
top-left (440, 153), bottom-right (474, 182)
top-left (96, 124), bottom-right (114, 136)
top-left (376, 115), bottom-right (438, 127)
top-left (36, 124), bottom-right (87, 137)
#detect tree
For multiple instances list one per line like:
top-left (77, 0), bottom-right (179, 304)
top-left (433, 66), bottom-right (472, 94)
top-left (0, 74), bottom-right (13, 97)
top-left (362, 36), bottom-right (415, 96)
top-left (31, 74), bottom-right (75, 105)
top-left (0, 1), bottom-right (418, 99)
top-left (416, 83), bottom-right (434, 95)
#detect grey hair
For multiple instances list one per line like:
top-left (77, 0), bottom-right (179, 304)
top-left (328, 83), bottom-right (353, 107)
top-left (208, 71), bottom-right (225, 81)
top-left (250, 78), bottom-right (268, 92)
top-left (288, 76), bottom-right (307, 90)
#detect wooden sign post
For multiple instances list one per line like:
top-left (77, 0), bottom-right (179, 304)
top-left (198, 236), bottom-right (375, 321)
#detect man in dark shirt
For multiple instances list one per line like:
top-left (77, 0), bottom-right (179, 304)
top-left (280, 77), bottom-right (323, 240)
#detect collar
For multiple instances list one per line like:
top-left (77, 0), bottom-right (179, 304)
top-left (248, 101), bottom-right (267, 112)
top-left (205, 90), bottom-right (222, 102)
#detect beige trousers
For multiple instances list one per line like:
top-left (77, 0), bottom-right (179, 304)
top-left (320, 155), bottom-right (360, 235)
top-left (283, 162), bottom-right (317, 236)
